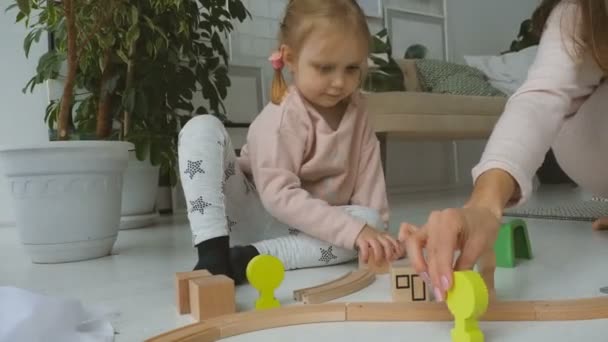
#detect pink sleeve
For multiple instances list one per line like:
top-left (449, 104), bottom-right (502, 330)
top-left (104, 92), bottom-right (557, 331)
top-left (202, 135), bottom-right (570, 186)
top-left (472, 2), bottom-right (603, 206)
top-left (350, 115), bottom-right (390, 230)
top-left (247, 115), bottom-right (366, 250)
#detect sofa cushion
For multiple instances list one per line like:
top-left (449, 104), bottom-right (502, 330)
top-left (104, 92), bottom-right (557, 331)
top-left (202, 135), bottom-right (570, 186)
top-left (414, 59), bottom-right (506, 97)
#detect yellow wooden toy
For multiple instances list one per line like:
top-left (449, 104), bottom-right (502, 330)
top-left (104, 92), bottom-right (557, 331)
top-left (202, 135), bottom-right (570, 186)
top-left (246, 254), bottom-right (285, 310)
top-left (446, 271), bottom-right (489, 342)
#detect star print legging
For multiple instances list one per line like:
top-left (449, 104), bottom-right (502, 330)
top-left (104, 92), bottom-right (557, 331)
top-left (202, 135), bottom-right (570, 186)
top-left (178, 115), bottom-right (383, 270)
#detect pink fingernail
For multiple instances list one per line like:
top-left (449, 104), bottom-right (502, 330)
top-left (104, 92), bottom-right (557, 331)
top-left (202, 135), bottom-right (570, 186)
top-left (434, 287), bottom-right (444, 302)
top-left (441, 275), bottom-right (451, 291)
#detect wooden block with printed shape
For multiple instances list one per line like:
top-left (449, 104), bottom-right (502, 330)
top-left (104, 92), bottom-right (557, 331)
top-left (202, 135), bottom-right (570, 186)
top-left (390, 259), bottom-right (432, 302)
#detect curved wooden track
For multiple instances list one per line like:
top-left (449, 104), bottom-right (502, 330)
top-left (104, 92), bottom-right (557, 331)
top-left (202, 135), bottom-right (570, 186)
top-left (293, 272), bottom-right (352, 301)
top-left (294, 270), bottom-right (375, 304)
top-left (147, 297), bottom-right (608, 342)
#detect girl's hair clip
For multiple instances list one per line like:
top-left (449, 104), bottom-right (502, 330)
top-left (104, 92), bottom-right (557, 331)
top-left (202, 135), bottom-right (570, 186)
top-left (269, 51), bottom-right (285, 70)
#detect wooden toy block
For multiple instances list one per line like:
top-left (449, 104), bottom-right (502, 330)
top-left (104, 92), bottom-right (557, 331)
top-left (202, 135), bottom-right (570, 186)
top-left (246, 255), bottom-right (285, 310)
top-left (390, 259), bottom-right (431, 302)
top-left (446, 271), bottom-right (489, 342)
top-left (358, 254), bottom-right (390, 274)
top-left (175, 269), bottom-right (212, 314)
top-left (189, 274), bottom-right (235, 321)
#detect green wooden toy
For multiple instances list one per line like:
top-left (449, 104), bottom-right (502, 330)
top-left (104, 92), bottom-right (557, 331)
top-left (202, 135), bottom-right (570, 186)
top-left (494, 219), bottom-right (533, 268)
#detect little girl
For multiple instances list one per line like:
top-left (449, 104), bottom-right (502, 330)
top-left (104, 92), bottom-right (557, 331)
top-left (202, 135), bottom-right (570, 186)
top-left (178, 0), bottom-right (403, 284)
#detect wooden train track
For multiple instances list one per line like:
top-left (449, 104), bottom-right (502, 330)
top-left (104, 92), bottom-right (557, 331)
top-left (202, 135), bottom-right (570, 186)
top-left (293, 270), bottom-right (376, 304)
top-left (146, 296), bottom-right (608, 342)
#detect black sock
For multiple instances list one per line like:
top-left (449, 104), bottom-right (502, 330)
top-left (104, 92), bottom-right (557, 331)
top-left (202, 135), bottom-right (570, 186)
top-left (229, 245), bottom-right (259, 285)
top-left (194, 236), bottom-right (232, 277)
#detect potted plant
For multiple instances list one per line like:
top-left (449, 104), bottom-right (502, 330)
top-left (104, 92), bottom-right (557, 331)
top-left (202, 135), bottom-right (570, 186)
top-left (1, 0), bottom-right (249, 262)
top-left (363, 28), bottom-right (406, 93)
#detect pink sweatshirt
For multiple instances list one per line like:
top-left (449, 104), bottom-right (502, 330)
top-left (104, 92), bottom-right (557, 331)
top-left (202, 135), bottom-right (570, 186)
top-left (472, 1), bottom-right (606, 206)
top-left (237, 87), bottom-right (389, 250)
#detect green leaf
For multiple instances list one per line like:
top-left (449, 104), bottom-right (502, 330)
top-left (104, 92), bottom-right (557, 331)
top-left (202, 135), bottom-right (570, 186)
top-left (169, 169), bottom-right (178, 187)
top-left (100, 33), bottom-right (116, 49)
top-left (23, 28), bottom-right (43, 58)
top-left (23, 30), bottom-right (36, 58)
top-left (16, 0), bottom-right (30, 16)
top-left (117, 50), bottom-right (129, 64)
top-left (5, 3), bottom-right (18, 12)
top-left (196, 106), bottom-right (208, 115)
top-left (211, 32), bottom-right (223, 51)
top-left (146, 41), bottom-right (155, 56)
top-left (178, 115), bottom-right (192, 128)
top-left (130, 5), bottom-right (139, 24)
top-left (214, 66), bottom-right (229, 99)
top-left (47, 3), bottom-right (57, 25)
top-left (15, 11), bottom-right (25, 22)
top-left (126, 25), bottom-right (140, 48)
top-left (134, 89), bottom-right (148, 118)
top-left (123, 87), bottom-right (137, 114)
top-left (207, 56), bottom-right (220, 70)
top-left (135, 139), bottom-right (150, 161)
top-left (22, 76), bottom-right (36, 93)
top-left (175, 101), bottom-right (194, 112)
top-left (150, 140), bottom-right (161, 166)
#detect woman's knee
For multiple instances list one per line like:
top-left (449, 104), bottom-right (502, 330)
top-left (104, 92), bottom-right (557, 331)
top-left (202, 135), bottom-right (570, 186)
top-left (179, 114), bottom-right (226, 143)
top-left (553, 118), bottom-right (608, 196)
top-left (343, 205), bottom-right (384, 230)
top-left (552, 85), bottom-right (608, 196)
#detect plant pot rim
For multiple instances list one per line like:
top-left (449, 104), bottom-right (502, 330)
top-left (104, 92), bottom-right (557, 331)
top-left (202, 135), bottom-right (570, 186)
top-left (0, 140), bottom-right (134, 153)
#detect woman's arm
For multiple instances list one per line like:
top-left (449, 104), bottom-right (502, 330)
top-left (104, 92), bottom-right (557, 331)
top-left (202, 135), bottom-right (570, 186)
top-left (472, 2), bottom-right (604, 207)
top-left (464, 168), bottom-right (516, 219)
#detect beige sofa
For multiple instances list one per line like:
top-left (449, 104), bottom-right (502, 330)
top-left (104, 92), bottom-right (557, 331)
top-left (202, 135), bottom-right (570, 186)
top-left (364, 59), bottom-right (508, 169)
top-left (366, 59), bottom-right (507, 139)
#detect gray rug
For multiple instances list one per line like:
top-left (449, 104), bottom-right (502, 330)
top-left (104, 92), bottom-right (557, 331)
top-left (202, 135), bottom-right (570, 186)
top-left (504, 199), bottom-right (608, 221)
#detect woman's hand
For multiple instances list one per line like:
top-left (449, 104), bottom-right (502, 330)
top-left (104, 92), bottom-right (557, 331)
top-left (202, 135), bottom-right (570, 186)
top-left (356, 225), bottom-right (404, 266)
top-left (592, 217), bottom-right (608, 230)
top-left (398, 206), bottom-right (501, 301)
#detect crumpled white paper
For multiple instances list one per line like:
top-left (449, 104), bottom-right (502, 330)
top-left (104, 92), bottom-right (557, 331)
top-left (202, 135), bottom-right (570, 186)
top-left (0, 287), bottom-right (115, 342)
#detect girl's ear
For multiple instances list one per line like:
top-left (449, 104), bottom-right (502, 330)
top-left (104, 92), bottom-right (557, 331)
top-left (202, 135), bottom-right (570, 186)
top-left (280, 44), bottom-right (296, 73)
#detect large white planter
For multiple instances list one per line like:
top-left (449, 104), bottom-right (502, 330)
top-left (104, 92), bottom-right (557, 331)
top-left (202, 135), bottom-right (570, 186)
top-left (0, 141), bottom-right (131, 263)
top-left (120, 151), bottom-right (160, 229)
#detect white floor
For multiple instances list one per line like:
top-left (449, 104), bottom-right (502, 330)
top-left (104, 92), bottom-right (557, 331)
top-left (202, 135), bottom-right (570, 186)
top-left (1, 186), bottom-right (608, 341)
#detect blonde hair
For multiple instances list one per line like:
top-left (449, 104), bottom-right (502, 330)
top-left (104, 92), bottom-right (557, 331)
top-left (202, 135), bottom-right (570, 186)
top-left (271, 0), bottom-right (371, 104)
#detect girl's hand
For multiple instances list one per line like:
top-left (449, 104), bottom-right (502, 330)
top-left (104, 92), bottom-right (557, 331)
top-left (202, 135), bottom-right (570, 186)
top-left (355, 225), bottom-right (404, 266)
top-left (398, 206), bottom-right (501, 301)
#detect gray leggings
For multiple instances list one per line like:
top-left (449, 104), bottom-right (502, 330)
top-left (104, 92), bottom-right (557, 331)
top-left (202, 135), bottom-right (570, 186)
top-left (177, 115), bottom-right (383, 270)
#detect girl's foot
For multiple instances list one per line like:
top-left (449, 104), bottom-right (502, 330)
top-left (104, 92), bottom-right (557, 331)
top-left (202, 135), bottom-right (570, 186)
top-left (229, 245), bottom-right (260, 285)
top-left (194, 236), bottom-right (233, 277)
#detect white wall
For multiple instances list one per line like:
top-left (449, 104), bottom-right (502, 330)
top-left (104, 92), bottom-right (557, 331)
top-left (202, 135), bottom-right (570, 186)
top-left (446, 0), bottom-right (539, 187)
top-left (448, 0), bottom-right (541, 63)
top-left (0, 3), bottom-right (49, 225)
